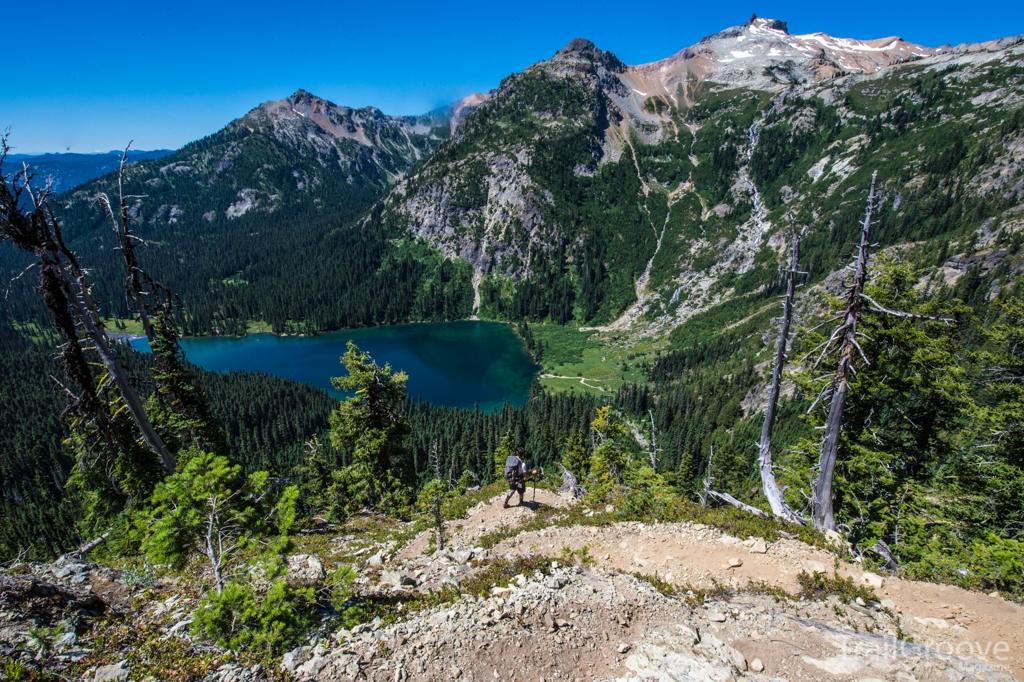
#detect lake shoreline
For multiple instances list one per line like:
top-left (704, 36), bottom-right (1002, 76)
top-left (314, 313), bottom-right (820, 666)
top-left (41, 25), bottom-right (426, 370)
top-left (131, 321), bottom-right (541, 411)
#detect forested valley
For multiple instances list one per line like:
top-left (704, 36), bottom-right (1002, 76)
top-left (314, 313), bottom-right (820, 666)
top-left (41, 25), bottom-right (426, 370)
top-left (3, 21), bottom-right (1024, 678)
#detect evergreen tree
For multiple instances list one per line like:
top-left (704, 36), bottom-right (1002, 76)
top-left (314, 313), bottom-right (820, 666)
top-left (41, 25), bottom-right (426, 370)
top-left (147, 313), bottom-right (230, 458)
top-left (328, 342), bottom-right (413, 516)
top-left (493, 432), bottom-right (516, 479)
top-left (560, 430), bottom-right (590, 480)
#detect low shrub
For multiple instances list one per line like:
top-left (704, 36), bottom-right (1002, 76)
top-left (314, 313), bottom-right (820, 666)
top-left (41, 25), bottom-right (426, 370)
top-left (192, 571), bottom-right (315, 657)
top-left (797, 570), bottom-right (876, 604)
top-left (460, 556), bottom-right (553, 598)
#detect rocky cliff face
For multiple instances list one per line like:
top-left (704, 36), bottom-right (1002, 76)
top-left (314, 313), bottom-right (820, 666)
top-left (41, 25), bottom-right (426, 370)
top-left (243, 89), bottom-right (450, 187)
top-left (377, 18), bottom-right (1024, 330)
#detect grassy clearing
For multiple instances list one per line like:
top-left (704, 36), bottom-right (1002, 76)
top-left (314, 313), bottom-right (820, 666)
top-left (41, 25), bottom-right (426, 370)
top-left (530, 323), bottom-right (666, 396)
top-left (101, 317), bottom-right (146, 336)
top-left (244, 320), bottom-right (274, 334)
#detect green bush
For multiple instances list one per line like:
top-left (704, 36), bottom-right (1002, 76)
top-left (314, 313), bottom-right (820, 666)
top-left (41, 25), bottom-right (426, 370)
top-left (329, 565), bottom-right (365, 629)
top-left (797, 570), bottom-right (876, 604)
top-left (970, 535), bottom-right (1024, 594)
top-left (192, 569), bottom-right (315, 656)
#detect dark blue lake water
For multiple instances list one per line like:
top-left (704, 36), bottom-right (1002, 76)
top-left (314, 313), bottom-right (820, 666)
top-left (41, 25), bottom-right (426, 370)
top-left (130, 321), bottom-right (540, 410)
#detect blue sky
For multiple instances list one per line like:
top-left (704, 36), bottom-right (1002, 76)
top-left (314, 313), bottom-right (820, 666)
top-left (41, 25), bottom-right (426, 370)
top-left (4, 0), bottom-right (1022, 153)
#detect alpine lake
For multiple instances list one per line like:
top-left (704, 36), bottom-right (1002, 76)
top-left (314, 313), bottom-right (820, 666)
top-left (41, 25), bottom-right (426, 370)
top-left (130, 321), bottom-right (541, 411)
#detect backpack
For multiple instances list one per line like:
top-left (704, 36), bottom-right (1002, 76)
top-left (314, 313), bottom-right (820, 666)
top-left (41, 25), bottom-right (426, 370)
top-left (504, 455), bottom-right (523, 486)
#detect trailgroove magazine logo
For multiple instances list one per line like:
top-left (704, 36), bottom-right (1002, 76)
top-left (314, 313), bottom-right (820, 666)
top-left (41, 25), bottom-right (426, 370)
top-left (838, 636), bottom-right (1012, 664)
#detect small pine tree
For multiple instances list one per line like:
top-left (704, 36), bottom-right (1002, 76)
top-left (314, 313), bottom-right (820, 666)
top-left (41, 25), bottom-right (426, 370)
top-left (417, 479), bottom-right (448, 550)
top-left (560, 430), bottom-right (589, 479)
top-left (329, 342), bottom-right (413, 516)
top-left (494, 432), bottom-right (516, 480)
top-left (147, 312), bottom-right (230, 457)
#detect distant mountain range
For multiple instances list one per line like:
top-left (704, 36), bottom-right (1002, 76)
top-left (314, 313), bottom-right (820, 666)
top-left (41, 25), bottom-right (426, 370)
top-left (3, 15), bottom-right (1023, 338)
top-left (6, 149), bottom-right (174, 193)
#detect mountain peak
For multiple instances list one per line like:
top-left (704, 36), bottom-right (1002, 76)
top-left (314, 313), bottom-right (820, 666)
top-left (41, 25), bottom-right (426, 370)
top-left (556, 37), bottom-right (598, 55)
top-left (745, 14), bottom-right (789, 34)
top-left (551, 37), bottom-right (625, 73)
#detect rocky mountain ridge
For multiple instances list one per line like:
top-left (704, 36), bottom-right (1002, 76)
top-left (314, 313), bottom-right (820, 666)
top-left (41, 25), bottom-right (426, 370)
top-left (377, 16), bottom-right (1024, 331)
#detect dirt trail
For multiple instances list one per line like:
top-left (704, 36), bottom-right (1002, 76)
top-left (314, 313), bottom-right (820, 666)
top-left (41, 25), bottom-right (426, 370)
top-left (393, 490), bottom-right (1024, 680)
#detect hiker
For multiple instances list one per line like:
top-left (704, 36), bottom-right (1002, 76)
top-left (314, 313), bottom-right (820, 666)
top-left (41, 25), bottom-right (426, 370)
top-left (503, 447), bottom-right (536, 507)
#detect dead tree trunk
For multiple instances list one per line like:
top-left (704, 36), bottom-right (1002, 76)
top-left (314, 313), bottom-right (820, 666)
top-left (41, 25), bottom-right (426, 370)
top-left (0, 137), bottom-right (175, 476)
top-left (709, 490), bottom-right (765, 517)
top-left (812, 171), bottom-right (878, 531)
top-left (648, 409), bottom-right (659, 471)
top-left (700, 445), bottom-right (714, 507)
top-left (758, 216), bottom-right (805, 524)
top-left (67, 274), bottom-right (176, 475)
top-left (96, 144), bottom-right (155, 342)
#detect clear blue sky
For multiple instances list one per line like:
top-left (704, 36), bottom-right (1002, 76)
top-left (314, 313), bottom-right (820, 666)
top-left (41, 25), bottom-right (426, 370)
top-left (4, 0), bottom-right (1022, 153)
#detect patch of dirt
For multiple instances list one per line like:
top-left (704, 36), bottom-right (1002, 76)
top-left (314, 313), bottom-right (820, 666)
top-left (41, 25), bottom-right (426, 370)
top-left (374, 490), bottom-right (1024, 680)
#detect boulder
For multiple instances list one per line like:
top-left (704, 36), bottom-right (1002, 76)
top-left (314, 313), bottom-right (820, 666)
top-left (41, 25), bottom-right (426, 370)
top-left (295, 655), bottom-right (328, 677)
top-left (726, 645), bottom-right (747, 671)
top-left (94, 662), bottom-right (129, 681)
top-left (287, 554), bottom-right (325, 585)
top-left (804, 560), bottom-right (827, 574)
top-left (281, 645), bottom-right (312, 672)
top-left (860, 571), bottom-right (884, 589)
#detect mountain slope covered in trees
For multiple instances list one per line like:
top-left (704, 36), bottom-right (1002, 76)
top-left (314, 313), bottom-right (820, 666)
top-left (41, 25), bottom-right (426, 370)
top-left (2, 16), bottom-right (1024, 610)
top-left (1, 90), bottom-right (478, 335)
top-left (376, 18), bottom-right (1024, 334)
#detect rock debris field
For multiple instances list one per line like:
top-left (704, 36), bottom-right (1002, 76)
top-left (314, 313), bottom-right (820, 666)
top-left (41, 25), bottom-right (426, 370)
top-left (4, 489), bottom-right (1024, 682)
top-left (291, 490), bottom-right (1024, 682)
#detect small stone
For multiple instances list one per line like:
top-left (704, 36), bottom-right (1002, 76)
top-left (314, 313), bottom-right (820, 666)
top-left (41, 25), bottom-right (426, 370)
top-left (605, 505), bottom-right (615, 513)
top-left (287, 554), bottom-right (326, 585)
top-left (860, 571), bottom-right (884, 589)
top-left (855, 596), bottom-right (867, 607)
top-left (749, 538), bottom-right (768, 554)
top-left (543, 611), bottom-right (556, 631)
top-left (708, 610), bottom-right (727, 622)
top-left (367, 552), bottom-right (384, 567)
top-left (94, 662), bottom-right (129, 681)
top-left (750, 658), bottom-right (764, 673)
top-left (880, 598), bottom-right (897, 610)
top-left (726, 646), bottom-right (747, 671)
top-left (805, 560), bottom-right (826, 574)
top-left (617, 643), bottom-right (631, 654)
top-left (281, 646), bottom-right (311, 672)
top-left (727, 557), bottom-right (743, 568)
top-left (989, 591), bottom-right (1000, 599)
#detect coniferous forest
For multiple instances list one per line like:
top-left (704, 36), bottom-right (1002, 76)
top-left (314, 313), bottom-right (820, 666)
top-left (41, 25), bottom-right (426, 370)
top-left (3, 21), bottom-right (1024, 647)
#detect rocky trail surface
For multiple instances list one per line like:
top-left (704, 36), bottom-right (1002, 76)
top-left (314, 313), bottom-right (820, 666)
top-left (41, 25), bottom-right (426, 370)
top-left (3, 491), bottom-right (1023, 681)
top-left (292, 492), bottom-right (1024, 682)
